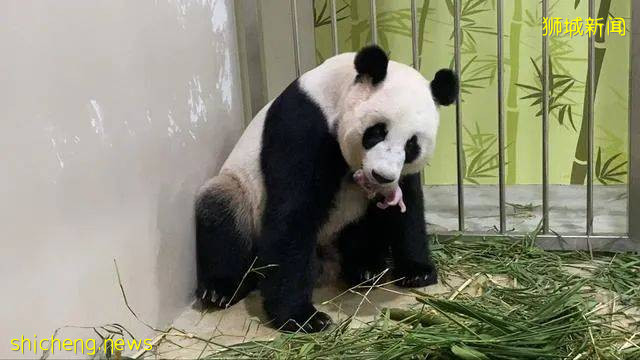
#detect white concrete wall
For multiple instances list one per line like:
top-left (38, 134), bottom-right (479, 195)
top-left (0, 0), bottom-right (244, 358)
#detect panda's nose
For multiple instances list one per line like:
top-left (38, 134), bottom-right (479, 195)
top-left (371, 170), bottom-right (395, 184)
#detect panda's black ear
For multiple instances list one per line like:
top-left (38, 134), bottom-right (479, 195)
top-left (430, 69), bottom-right (459, 106)
top-left (354, 45), bottom-right (389, 85)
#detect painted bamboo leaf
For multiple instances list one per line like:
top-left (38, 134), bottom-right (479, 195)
top-left (595, 147), bottom-right (628, 185)
top-left (516, 57), bottom-right (578, 130)
top-left (314, 0), bottom-right (350, 28)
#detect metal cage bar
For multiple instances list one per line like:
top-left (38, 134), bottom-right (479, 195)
top-left (541, 0), bottom-right (550, 234)
top-left (410, 0), bottom-right (419, 70)
top-left (290, 0), bottom-right (301, 77)
top-left (454, 0), bottom-right (464, 231)
top-left (330, 0), bottom-right (339, 55)
top-left (497, 0), bottom-right (506, 234)
top-left (629, 1), bottom-right (639, 247)
top-left (586, 0), bottom-right (595, 236)
top-left (369, 0), bottom-right (378, 44)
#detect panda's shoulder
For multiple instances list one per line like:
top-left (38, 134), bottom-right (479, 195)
top-left (264, 80), bottom-right (329, 134)
top-left (261, 53), bottom-right (355, 145)
top-left (260, 79), bottom-right (347, 184)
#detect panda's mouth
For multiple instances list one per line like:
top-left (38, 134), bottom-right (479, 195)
top-left (353, 169), bottom-right (406, 213)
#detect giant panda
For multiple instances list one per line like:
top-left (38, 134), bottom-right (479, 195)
top-left (195, 45), bottom-right (458, 333)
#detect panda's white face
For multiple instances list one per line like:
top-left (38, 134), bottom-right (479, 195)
top-left (337, 61), bottom-right (440, 191)
top-left (299, 46), bottom-right (457, 193)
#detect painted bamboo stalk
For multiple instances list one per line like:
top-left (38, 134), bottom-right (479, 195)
top-left (351, 0), bottom-right (361, 49)
top-left (569, 0), bottom-right (612, 184)
top-left (416, 0), bottom-right (431, 71)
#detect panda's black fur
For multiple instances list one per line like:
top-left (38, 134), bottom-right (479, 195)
top-left (196, 45), bottom-right (457, 333)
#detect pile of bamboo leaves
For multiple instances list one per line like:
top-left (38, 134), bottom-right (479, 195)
top-left (205, 235), bottom-right (640, 359)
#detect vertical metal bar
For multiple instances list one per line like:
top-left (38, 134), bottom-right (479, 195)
top-left (629, 0), bottom-right (640, 246)
top-left (587, 0), bottom-right (595, 235)
top-left (369, 0), bottom-right (377, 44)
top-left (497, 0), bottom-right (506, 234)
top-left (290, 0), bottom-right (301, 77)
top-left (410, 0), bottom-right (419, 69)
top-left (542, 0), bottom-right (550, 234)
top-left (454, 0), bottom-right (464, 231)
top-left (330, 0), bottom-right (339, 55)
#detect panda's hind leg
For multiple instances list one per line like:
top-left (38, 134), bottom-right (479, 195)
top-left (195, 174), bottom-right (257, 308)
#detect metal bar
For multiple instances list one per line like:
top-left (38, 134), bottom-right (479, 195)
top-left (330, 0), bottom-right (339, 55)
top-left (410, 0), bottom-right (419, 69)
top-left (629, 0), bottom-right (640, 247)
top-left (497, 0), bottom-right (505, 234)
top-left (542, 0), bottom-right (550, 234)
top-left (454, 0), bottom-right (464, 231)
top-left (369, 0), bottom-right (377, 44)
top-left (433, 233), bottom-right (636, 252)
top-left (586, 0), bottom-right (595, 235)
top-left (290, 0), bottom-right (301, 77)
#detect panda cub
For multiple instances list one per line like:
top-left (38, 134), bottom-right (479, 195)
top-left (196, 45), bottom-right (458, 332)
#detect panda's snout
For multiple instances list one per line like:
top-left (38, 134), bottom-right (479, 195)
top-left (363, 143), bottom-right (404, 186)
top-left (371, 169), bottom-right (395, 184)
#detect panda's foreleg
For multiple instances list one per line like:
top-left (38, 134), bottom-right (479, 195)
top-left (385, 173), bottom-right (438, 287)
top-left (337, 210), bottom-right (392, 286)
top-left (257, 188), bottom-right (333, 333)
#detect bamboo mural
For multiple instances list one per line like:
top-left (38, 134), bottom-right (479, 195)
top-left (313, 0), bottom-right (630, 186)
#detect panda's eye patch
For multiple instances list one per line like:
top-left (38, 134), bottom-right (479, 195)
top-left (404, 135), bottom-right (420, 163)
top-left (362, 123), bottom-right (387, 149)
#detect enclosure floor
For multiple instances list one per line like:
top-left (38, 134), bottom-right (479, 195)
top-left (146, 184), bottom-right (629, 358)
top-left (425, 184), bottom-right (627, 234)
top-left (149, 280), bottom-right (459, 359)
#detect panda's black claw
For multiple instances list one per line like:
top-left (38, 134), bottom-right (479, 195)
top-left (396, 262), bottom-right (438, 288)
top-left (345, 269), bottom-right (378, 286)
top-left (306, 311), bottom-right (333, 332)
top-left (197, 287), bottom-right (232, 309)
top-left (279, 311), bottom-right (333, 333)
top-left (208, 293), bottom-right (233, 308)
top-left (196, 276), bottom-right (257, 309)
top-left (342, 262), bottom-right (388, 287)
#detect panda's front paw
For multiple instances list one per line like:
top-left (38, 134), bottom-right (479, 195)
top-left (395, 262), bottom-right (438, 288)
top-left (278, 310), bottom-right (333, 333)
top-left (196, 284), bottom-right (235, 309)
top-left (342, 259), bottom-right (387, 286)
top-left (196, 276), bottom-right (255, 309)
top-left (343, 266), bottom-right (387, 287)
